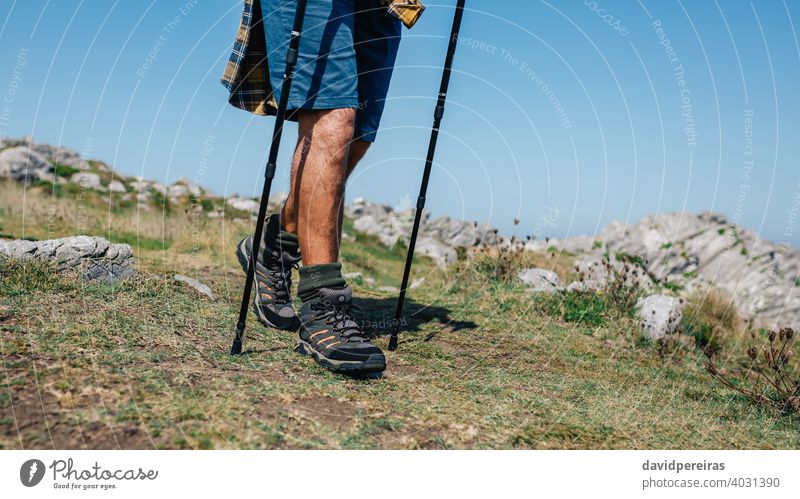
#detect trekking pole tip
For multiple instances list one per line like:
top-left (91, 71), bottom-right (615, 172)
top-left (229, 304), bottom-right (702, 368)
top-left (230, 337), bottom-right (243, 355)
top-left (230, 323), bottom-right (245, 355)
top-left (388, 328), bottom-right (399, 351)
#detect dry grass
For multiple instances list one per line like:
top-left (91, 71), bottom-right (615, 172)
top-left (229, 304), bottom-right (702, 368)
top-left (706, 328), bottom-right (799, 414)
top-left (680, 289), bottom-right (747, 355)
top-left (0, 181), bottom-right (195, 245)
top-left (464, 241), bottom-right (575, 285)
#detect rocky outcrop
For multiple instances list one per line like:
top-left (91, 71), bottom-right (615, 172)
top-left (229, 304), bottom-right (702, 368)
top-left (545, 212), bottom-right (799, 331)
top-left (414, 236), bottom-right (457, 265)
top-left (225, 192), bottom-right (285, 217)
top-left (0, 236), bottom-right (135, 282)
top-left (226, 197), bottom-right (260, 213)
top-left (0, 137), bottom-right (110, 171)
top-left (1, 137), bottom-right (75, 168)
top-left (0, 139), bottom-right (496, 267)
top-left (345, 197), bottom-right (498, 265)
top-left (572, 255), bottom-right (655, 292)
top-left (3, 138), bottom-right (797, 330)
top-left (0, 147), bottom-right (55, 183)
top-left (0, 138), bottom-right (213, 209)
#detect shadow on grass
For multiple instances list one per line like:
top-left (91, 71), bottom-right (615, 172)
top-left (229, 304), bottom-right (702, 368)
top-left (352, 295), bottom-right (478, 348)
top-left (228, 296), bottom-right (477, 359)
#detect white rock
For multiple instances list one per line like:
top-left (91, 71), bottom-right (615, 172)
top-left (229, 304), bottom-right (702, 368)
top-left (79, 159), bottom-right (110, 172)
top-left (176, 176), bottom-right (203, 196)
top-left (345, 197), bottom-right (499, 264)
top-left (174, 274), bottom-right (215, 300)
top-left (129, 180), bottom-right (150, 192)
top-left (108, 180), bottom-right (126, 193)
top-left (226, 197), bottom-right (259, 213)
top-left (0, 146), bottom-right (53, 182)
top-left (637, 294), bottom-right (682, 340)
top-left (167, 184), bottom-right (189, 197)
top-left (353, 215), bottom-right (381, 235)
top-left (566, 281), bottom-right (587, 292)
top-left (0, 235), bottom-right (134, 282)
top-left (151, 182), bottom-right (167, 195)
top-left (573, 255), bottom-right (654, 292)
top-left (415, 236), bottom-right (457, 265)
top-left (268, 192), bottom-right (288, 208)
top-left (517, 268), bottom-right (562, 293)
top-left (70, 172), bottom-right (103, 191)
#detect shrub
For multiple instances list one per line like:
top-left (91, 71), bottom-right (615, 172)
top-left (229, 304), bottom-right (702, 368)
top-left (149, 189), bottom-right (171, 213)
top-left (574, 254), bottom-right (645, 317)
top-left (469, 237), bottom-right (527, 285)
top-left (706, 327), bottom-right (799, 415)
top-left (200, 198), bottom-right (215, 212)
top-left (679, 290), bottom-right (743, 355)
top-left (52, 162), bottom-right (80, 178)
top-left (682, 321), bottom-right (713, 349)
top-left (662, 281), bottom-right (684, 293)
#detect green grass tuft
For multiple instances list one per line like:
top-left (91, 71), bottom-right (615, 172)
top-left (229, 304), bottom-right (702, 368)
top-left (543, 291), bottom-right (609, 326)
top-left (0, 258), bottom-right (64, 297)
top-left (107, 231), bottom-right (172, 251)
top-left (53, 162), bottom-right (81, 178)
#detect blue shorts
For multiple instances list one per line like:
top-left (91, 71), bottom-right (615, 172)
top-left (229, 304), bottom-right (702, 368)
top-left (264, 0), bottom-right (402, 142)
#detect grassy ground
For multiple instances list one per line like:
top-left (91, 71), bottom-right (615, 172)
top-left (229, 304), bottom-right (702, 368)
top-left (1, 180), bottom-right (799, 449)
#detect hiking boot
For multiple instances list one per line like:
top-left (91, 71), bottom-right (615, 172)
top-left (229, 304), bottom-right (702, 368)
top-left (236, 235), bottom-right (300, 331)
top-left (295, 286), bottom-right (386, 374)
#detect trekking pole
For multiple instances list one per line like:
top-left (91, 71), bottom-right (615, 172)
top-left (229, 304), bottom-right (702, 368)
top-left (231, 0), bottom-right (309, 355)
top-left (388, 0), bottom-right (466, 352)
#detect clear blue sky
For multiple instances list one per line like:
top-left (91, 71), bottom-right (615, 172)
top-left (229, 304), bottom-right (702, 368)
top-left (1, 1), bottom-right (799, 246)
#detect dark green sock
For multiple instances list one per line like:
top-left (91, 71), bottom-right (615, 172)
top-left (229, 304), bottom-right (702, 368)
top-left (263, 214), bottom-right (299, 256)
top-left (298, 263), bottom-right (346, 302)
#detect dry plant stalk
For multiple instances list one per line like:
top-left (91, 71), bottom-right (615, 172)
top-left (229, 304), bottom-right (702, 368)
top-left (706, 327), bottom-right (800, 414)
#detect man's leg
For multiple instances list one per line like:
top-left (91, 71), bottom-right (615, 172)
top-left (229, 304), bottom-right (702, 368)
top-left (336, 138), bottom-right (370, 241)
top-left (282, 134), bottom-right (370, 248)
top-left (280, 108), bottom-right (355, 266)
top-left (346, 139), bottom-right (371, 177)
top-left (281, 108), bottom-right (385, 374)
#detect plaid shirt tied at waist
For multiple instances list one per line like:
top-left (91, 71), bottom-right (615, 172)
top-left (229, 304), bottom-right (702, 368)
top-left (220, 0), bottom-right (424, 116)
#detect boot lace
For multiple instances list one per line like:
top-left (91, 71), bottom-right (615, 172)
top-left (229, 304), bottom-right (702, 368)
top-left (262, 255), bottom-right (298, 302)
top-left (310, 300), bottom-right (372, 342)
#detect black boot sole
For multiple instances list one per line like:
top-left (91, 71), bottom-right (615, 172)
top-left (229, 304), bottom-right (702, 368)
top-left (295, 340), bottom-right (386, 375)
top-left (236, 238), bottom-right (300, 331)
